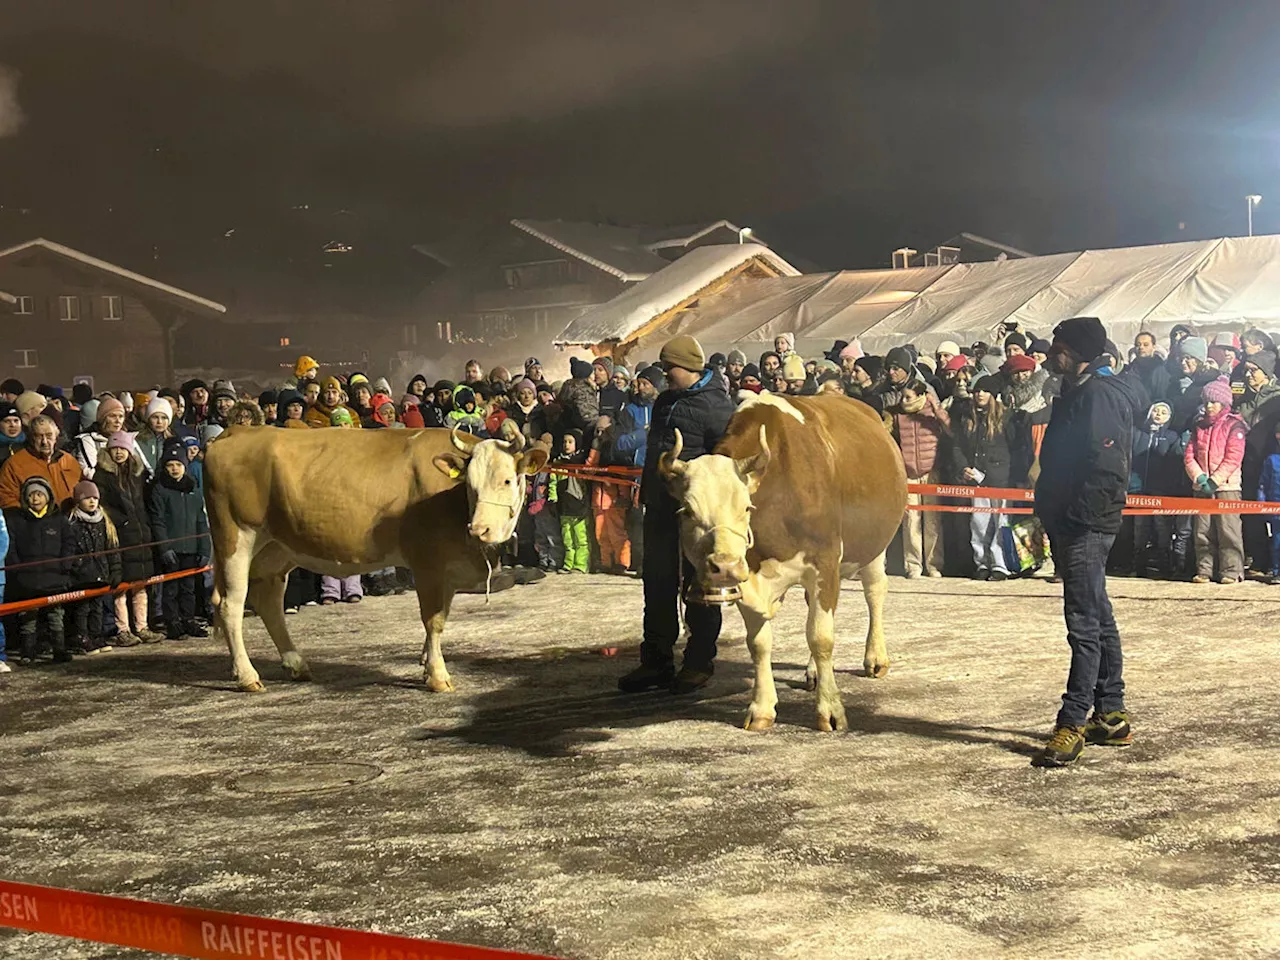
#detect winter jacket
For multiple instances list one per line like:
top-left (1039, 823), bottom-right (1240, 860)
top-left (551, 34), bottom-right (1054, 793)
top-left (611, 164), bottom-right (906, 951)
top-left (304, 401), bottom-right (362, 430)
top-left (3, 504), bottom-right (75, 600)
top-left (1127, 356), bottom-right (1172, 406)
top-left (1185, 409), bottom-right (1247, 492)
top-left (1257, 453), bottom-right (1280, 505)
top-left (134, 426), bottom-right (174, 478)
top-left (1235, 379), bottom-right (1280, 429)
top-left (69, 509), bottom-right (123, 587)
top-left (612, 396), bottom-right (654, 469)
top-left (73, 430), bottom-right (110, 479)
top-left (558, 377), bottom-right (600, 434)
top-left (641, 369), bottom-right (735, 507)
top-left (94, 453), bottom-right (155, 582)
top-left (597, 384), bottom-right (626, 420)
top-left (147, 472), bottom-right (209, 560)
top-left (548, 457), bottom-right (590, 518)
top-left (1169, 368), bottom-right (1219, 432)
top-left (0, 446), bottom-right (84, 510)
top-left (892, 393), bottom-right (949, 479)
top-left (0, 432), bottom-right (24, 471)
top-left (1130, 423), bottom-right (1184, 495)
top-left (1036, 363), bottom-right (1148, 538)
top-left (949, 403), bottom-right (1013, 489)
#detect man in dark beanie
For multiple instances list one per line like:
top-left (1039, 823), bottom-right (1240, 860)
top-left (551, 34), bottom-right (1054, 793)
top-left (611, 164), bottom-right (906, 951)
top-left (619, 334), bottom-right (734, 695)
top-left (1033, 316), bottom-right (1148, 767)
top-left (0, 379), bottom-right (23, 403)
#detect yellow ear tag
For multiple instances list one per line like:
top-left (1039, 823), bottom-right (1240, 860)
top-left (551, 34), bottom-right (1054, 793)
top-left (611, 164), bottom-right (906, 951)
top-left (449, 467), bottom-right (462, 479)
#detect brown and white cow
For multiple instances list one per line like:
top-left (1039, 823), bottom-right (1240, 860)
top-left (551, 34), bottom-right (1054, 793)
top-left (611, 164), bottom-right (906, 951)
top-left (203, 425), bottom-right (547, 692)
top-left (660, 392), bottom-right (907, 731)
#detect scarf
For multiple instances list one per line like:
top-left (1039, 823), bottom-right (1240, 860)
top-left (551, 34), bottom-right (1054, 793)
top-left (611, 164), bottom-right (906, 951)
top-left (899, 392), bottom-right (928, 415)
top-left (517, 400), bottom-right (538, 416)
top-left (73, 506), bottom-right (105, 524)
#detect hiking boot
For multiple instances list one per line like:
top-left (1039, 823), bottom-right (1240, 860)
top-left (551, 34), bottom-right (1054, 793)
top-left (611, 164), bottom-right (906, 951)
top-left (989, 570), bottom-right (1008, 582)
top-left (138, 629), bottom-right (165, 643)
top-left (1191, 574), bottom-right (1211, 584)
top-left (166, 625), bottom-right (186, 641)
top-left (114, 631), bottom-right (142, 648)
top-left (1031, 725), bottom-right (1086, 768)
top-left (52, 649), bottom-right (74, 664)
top-left (617, 662), bottom-right (676, 693)
top-left (184, 620), bottom-right (209, 639)
top-left (671, 663), bottom-right (715, 695)
top-left (1085, 710), bottom-right (1133, 746)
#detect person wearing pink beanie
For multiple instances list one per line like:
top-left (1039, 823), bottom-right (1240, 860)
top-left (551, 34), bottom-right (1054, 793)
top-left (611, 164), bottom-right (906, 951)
top-left (1185, 376), bottom-right (1247, 583)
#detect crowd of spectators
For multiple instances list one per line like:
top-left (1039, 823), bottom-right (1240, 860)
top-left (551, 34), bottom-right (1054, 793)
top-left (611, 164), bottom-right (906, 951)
top-left (1, 321), bottom-right (1276, 674)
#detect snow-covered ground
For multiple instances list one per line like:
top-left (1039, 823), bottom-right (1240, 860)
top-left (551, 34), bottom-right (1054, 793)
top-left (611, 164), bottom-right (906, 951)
top-left (3, 573), bottom-right (1280, 959)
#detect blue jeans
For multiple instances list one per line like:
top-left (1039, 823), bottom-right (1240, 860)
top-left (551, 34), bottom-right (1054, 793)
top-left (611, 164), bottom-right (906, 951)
top-left (970, 498), bottom-right (1009, 575)
top-left (1050, 530), bottom-right (1125, 727)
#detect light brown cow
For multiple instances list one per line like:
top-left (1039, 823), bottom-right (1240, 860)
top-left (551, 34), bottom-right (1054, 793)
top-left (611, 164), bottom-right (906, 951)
top-left (204, 426), bottom-right (547, 692)
top-left (660, 392), bottom-right (907, 731)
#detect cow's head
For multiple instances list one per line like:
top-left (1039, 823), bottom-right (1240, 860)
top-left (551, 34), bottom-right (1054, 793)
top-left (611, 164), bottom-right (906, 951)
top-left (659, 425), bottom-right (770, 588)
top-left (435, 425), bottom-right (548, 544)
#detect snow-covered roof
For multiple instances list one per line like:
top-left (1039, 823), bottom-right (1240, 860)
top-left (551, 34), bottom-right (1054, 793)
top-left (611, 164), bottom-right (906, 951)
top-left (554, 243), bottom-right (800, 346)
top-left (0, 289), bottom-right (15, 305)
top-left (0, 238), bottom-right (226, 314)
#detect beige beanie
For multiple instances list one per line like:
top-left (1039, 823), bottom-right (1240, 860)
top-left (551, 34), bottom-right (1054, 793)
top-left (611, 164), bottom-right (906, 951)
top-left (15, 391), bottom-right (47, 421)
top-left (783, 354), bottom-right (806, 381)
top-left (659, 335), bottom-right (706, 373)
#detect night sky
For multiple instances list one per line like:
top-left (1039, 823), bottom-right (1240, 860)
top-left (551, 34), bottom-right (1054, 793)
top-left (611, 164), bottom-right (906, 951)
top-left (1, 0), bottom-right (1279, 278)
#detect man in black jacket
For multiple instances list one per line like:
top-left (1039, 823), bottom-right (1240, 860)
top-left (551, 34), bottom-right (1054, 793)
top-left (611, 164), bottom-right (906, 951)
top-left (619, 335), bottom-right (735, 695)
top-left (1034, 317), bottom-right (1149, 767)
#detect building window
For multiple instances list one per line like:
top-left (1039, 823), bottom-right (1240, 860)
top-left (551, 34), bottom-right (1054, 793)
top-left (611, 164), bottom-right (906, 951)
top-left (15, 349), bottom-right (37, 369)
top-left (59, 295), bottom-right (80, 322)
top-left (14, 296), bottom-right (33, 315)
top-left (403, 323), bottom-right (418, 346)
top-left (102, 295), bottom-right (123, 320)
top-left (279, 336), bottom-right (291, 347)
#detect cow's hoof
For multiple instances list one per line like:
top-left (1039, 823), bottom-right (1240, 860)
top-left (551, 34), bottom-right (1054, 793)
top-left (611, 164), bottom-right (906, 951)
top-left (863, 660), bottom-right (891, 679)
top-left (817, 705), bottom-right (848, 732)
top-left (282, 653), bottom-right (311, 681)
top-left (803, 669), bottom-right (818, 692)
top-left (239, 679), bottom-right (266, 693)
top-left (743, 709), bottom-right (775, 731)
top-left (426, 675), bottom-right (456, 693)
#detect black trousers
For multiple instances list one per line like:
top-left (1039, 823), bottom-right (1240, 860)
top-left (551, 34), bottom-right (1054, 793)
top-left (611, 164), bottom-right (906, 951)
top-left (641, 499), bottom-right (720, 669)
top-left (70, 596), bottom-right (104, 640)
top-left (163, 553), bottom-right (198, 624)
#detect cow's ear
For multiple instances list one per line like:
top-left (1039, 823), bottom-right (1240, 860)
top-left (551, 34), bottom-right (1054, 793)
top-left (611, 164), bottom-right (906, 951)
top-left (433, 453), bottom-right (468, 480)
top-left (518, 448), bottom-right (549, 475)
top-left (735, 424), bottom-right (772, 494)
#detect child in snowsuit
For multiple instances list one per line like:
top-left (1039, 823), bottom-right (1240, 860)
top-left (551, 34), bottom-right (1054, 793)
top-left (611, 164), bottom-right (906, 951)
top-left (147, 439), bottom-right (210, 640)
top-left (68, 479), bottom-right (123, 654)
top-left (1184, 377), bottom-right (1247, 583)
top-left (549, 429), bottom-right (590, 573)
top-left (5, 476), bottom-right (76, 662)
top-left (1130, 401), bottom-right (1186, 577)
top-left (1256, 422), bottom-right (1280, 583)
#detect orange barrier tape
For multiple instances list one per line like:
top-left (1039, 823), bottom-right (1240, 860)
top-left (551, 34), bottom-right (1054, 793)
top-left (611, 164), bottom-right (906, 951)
top-left (907, 504), bottom-right (1034, 514)
top-left (0, 565), bottom-right (211, 617)
top-left (906, 483), bottom-right (1279, 515)
top-left (0, 878), bottom-right (561, 960)
top-left (0, 532), bottom-right (211, 573)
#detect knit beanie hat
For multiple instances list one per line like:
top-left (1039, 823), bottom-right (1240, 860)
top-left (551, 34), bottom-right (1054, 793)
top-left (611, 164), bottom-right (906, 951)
top-left (659, 335), bottom-right (706, 373)
top-left (839, 341), bottom-right (865, 361)
top-left (1002, 353), bottom-right (1037, 374)
top-left (569, 357), bottom-right (594, 380)
top-left (1180, 336), bottom-right (1209, 363)
top-left (145, 397), bottom-right (171, 421)
top-left (776, 332), bottom-right (796, 352)
top-left (199, 423), bottom-right (224, 445)
top-left (258, 389), bottom-right (279, 408)
top-left (211, 380), bottom-right (237, 401)
top-left (1004, 331), bottom-right (1028, 351)
top-left (161, 439), bottom-right (187, 466)
top-left (330, 407), bottom-right (355, 426)
top-left (727, 349), bottom-right (748, 366)
top-left (855, 356), bottom-right (884, 380)
top-left (320, 376), bottom-right (342, 394)
top-left (514, 378), bottom-right (537, 395)
top-left (21, 476), bottom-right (54, 505)
top-left (73, 480), bottom-right (99, 501)
top-left (740, 363), bottom-right (761, 381)
top-left (132, 391), bottom-right (152, 413)
top-left (181, 434), bottom-right (201, 450)
top-left (885, 346), bottom-right (914, 372)
top-left (1202, 376), bottom-right (1234, 406)
top-left (1029, 338), bottom-right (1052, 356)
top-left (72, 383), bottom-right (93, 405)
top-left (592, 356), bottom-right (614, 375)
top-left (0, 378), bottom-right (24, 396)
top-left (916, 355), bottom-right (937, 375)
top-left (107, 431), bottom-right (135, 451)
top-left (707, 353), bottom-right (727, 370)
top-left (612, 366), bottom-right (632, 382)
top-left (524, 357), bottom-right (542, 371)
top-left (943, 354), bottom-right (969, 373)
top-left (783, 355), bottom-right (806, 381)
top-left (1148, 402), bottom-right (1172, 423)
top-left (973, 374), bottom-right (1003, 397)
top-left (1052, 316), bottom-right (1109, 361)
top-left (79, 399), bottom-right (100, 427)
top-left (1247, 349), bottom-right (1278, 378)
top-left (294, 355), bottom-right (319, 378)
top-left (637, 365), bottom-right (667, 390)
top-left (936, 340), bottom-right (961, 357)
top-left (373, 377), bottom-right (392, 395)
top-left (0, 401), bottom-right (17, 421)
top-left (96, 396), bottom-right (124, 425)
top-left (15, 391), bottom-right (46, 420)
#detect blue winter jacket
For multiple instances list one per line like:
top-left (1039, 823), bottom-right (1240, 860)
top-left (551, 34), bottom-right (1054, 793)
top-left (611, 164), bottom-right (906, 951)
top-left (1257, 452), bottom-right (1280, 505)
top-left (612, 397), bottom-right (653, 468)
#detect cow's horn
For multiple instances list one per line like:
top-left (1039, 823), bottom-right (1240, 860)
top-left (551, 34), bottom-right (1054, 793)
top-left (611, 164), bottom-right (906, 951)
top-left (450, 425), bottom-right (475, 453)
top-left (498, 422), bottom-right (526, 453)
top-left (736, 424), bottom-right (771, 482)
top-left (660, 428), bottom-right (687, 478)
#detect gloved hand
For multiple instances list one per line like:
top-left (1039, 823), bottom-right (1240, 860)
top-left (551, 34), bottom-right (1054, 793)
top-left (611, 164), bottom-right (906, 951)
top-left (1195, 473), bottom-right (1214, 495)
top-left (195, 554), bottom-right (210, 568)
top-left (160, 549), bottom-right (178, 571)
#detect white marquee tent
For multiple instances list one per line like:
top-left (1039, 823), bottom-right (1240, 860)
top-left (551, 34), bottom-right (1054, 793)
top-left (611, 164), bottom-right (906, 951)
top-left (637, 235), bottom-right (1280, 357)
